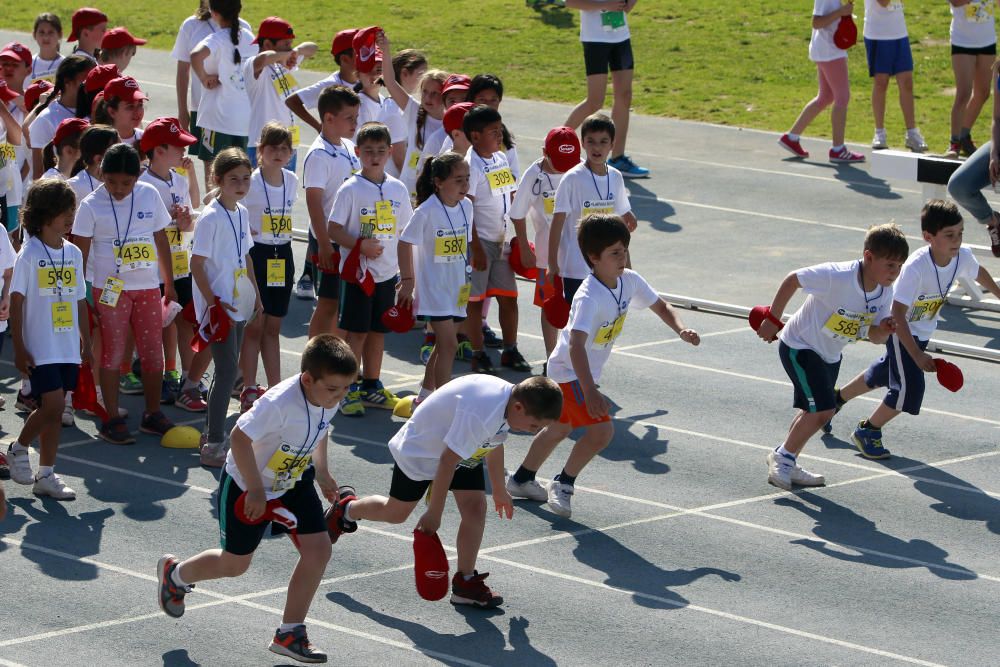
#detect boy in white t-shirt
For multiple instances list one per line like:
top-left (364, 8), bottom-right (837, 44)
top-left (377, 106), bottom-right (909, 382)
top-left (157, 334), bottom-right (357, 664)
top-left (328, 122), bottom-right (413, 417)
top-left (831, 200), bottom-right (1000, 457)
top-left (285, 28), bottom-right (358, 134)
top-left (754, 223), bottom-right (908, 489)
top-left (863, 0), bottom-right (927, 151)
top-left (506, 215), bottom-right (700, 518)
top-left (331, 374), bottom-right (563, 609)
top-left (68, 7), bottom-right (107, 62)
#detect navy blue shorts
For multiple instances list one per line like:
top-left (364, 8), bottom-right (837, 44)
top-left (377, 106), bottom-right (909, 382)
top-left (864, 36), bottom-right (914, 77)
top-left (864, 334), bottom-right (928, 416)
top-left (563, 277), bottom-right (584, 303)
top-left (779, 342), bottom-right (841, 413)
top-left (339, 277), bottom-right (397, 334)
top-left (29, 362), bottom-right (79, 399)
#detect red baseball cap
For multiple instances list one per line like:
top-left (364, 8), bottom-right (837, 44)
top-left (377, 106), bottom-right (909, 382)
top-left (69, 8), bottom-right (109, 42)
top-left (0, 42), bottom-right (32, 67)
top-left (104, 76), bottom-right (148, 103)
top-left (23, 79), bottom-right (53, 111)
top-left (544, 126), bottom-right (582, 174)
top-left (412, 529), bottom-right (450, 601)
top-left (0, 80), bottom-right (19, 104)
top-left (331, 28), bottom-right (357, 56)
top-left (53, 117), bottom-right (90, 147)
top-left (253, 17), bottom-right (295, 45)
top-left (341, 243), bottom-right (375, 295)
top-left (509, 238), bottom-right (539, 280)
top-left (140, 117), bottom-right (197, 153)
top-left (381, 304), bottom-right (416, 334)
top-left (352, 26), bottom-right (381, 74)
top-left (748, 305), bottom-right (783, 333)
top-left (192, 298), bottom-right (232, 353)
top-left (84, 63), bottom-right (119, 93)
top-left (543, 275), bottom-right (570, 329)
top-left (441, 74), bottom-right (471, 98)
top-left (443, 102), bottom-right (475, 136)
top-left (934, 358), bottom-right (964, 392)
top-left (100, 27), bottom-right (147, 50)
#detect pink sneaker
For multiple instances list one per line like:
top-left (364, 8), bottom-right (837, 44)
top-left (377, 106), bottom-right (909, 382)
top-left (829, 146), bottom-right (865, 163)
top-left (778, 134), bottom-right (809, 158)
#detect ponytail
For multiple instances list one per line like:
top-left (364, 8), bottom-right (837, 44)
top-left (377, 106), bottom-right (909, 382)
top-left (415, 151), bottom-right (465, 206)
top-left (42, 142), bottom-right (58, 172)
top-left (229, 22), bottom-right (240, 64)
top-left (37, 54), bottom-right (92, 115)
top-left (207, 0), bottom-right (242, 64)
top-left (195, 0), bottom-right (211, 21)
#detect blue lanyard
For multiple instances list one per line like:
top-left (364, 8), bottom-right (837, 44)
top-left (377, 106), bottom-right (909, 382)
top-left (270, 64), bottom-right (293, 97)
top-left (286, 379), bottom-right (328, 472)
top-left (597, 274), bottom-right (623, 311)
top-left (587, 164), bottom-right (610, 201)
top-left (85, 171), bottom-right (97, 193)
top-left (108, 189), bottom-right (135, 274)
top-left (322, 136), bottom-right (357, 170)
top-left (475, 150), bottom-right (508, 215)
top-left (438, 194), bottom-right (471, 274)
top-left (221, 201), bottom-right (244, 267)
top-left (260, 171), bottom-right (288, 245)
top-left (858, 262), bottom-right (883, 310)
top-left (359, 173), bottom-right (386, 202)
top-left (39, 238), bottom-right (67, 300)
top-left (929, 251), bottom-right (960, 298)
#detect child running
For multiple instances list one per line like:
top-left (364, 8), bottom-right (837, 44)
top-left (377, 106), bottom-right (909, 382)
top-left (157, 334), bottom-right (357, 664)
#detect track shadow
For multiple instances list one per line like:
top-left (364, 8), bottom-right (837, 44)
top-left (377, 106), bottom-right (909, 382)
top-left (597, 406), bottom-right (672, 475)
top-left (934, 303), bottom-right (1000, 347)
top-left (162, 649), bottom-right (200, 667)
top-left (327, 591), bottom-right (556, 666)
top-left (526, 1), bottom-right (574, 30)
top-left (5, 497), bottom-right (114, 580)
top-left (775, 492), bottom-right (976, 580)
top-left (780, 159), bottom-right (902, 200)
top-left (626, 181), bottom-right (681, 233)
top-left (329, 415), bottom-right (399, 466)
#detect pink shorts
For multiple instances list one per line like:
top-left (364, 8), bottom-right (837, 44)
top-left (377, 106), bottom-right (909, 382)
top-left (92, 286), bottom-right (164, 372)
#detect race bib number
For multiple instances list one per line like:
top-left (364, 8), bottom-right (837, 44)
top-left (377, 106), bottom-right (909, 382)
top-left (407, 150), bottom-right (421, 171)
top-left (263, 213), bottom-right (293, 241)
top-left (114, 235), bottom-right (156, 271)
top-left (886, 0), bottom-right (903, 9)
top-left (174, 167), bottom-right (188, 177)
top-left (233, 267), bottom-right (248, 298)
top-left (543, 195), bottom-right (555, 216)
top-left (51, 301), bottom-right (74, 333)
top-left (0, 142), bottom-right (15, 167)
top-left (966, 0), bottom-right (993, 22)
top-left (601, 10), bottom-right (626, 30)
top-left (361, 203), bottom-right (396, 240)
top-left (434, 232), bottom-right (466, 264)
top-left (266, 259), bottom-right (286, 287)
top-left (270, 71), bottom-right (298, 98)
top-left (909, 297), bottom-right (945, 322)
top-left (290, 124), bottom-right (301, 146)
top-left (456, 445), bottom-right (493, 469)
top-left (37, 265), bottom-right (78, 297)
top-left (172, 250), bottom-right (190, 279)
top-left (485, 164), bottom-right (516, 195)
top-left (594, 312), bottom-right (626, 347)
top-left (822, 309), bottom-right (874, 342)
top-left (266, 443), bottom-right (311, 493)
top-left (457, 281), bottom-right (471, 309)
top-left (165, 224), bottom-right (184, 249)
top-left (582, 199), bottom-right (615, 218)
top-left (99, 276), bottom-right (125, 308)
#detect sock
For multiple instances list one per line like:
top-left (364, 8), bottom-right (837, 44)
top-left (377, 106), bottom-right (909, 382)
top-left (457, 333), bottom-right (469, 343)
top-left (787, 133), bottom-right (800, 142)
top-left (36, 465), bottom-right (53, 479)
top-left (278, 623), bottom-right (302, 633)
top-left (417, 386), bottom-right (432, 402)
top-left (503, 344), bottom-right (518, 353)
top-left (165, 358), bottom-right (177, 372)
top-left (20, 379), bottom-right (31, 393)
top-left (831, 144), bottom-right (844, 152)
top-left (959, 127), bottom-right (971, 139)
top-left (463, 573), bottom-right (475, 581)
top-left (906, 127), bottom-right (919, 136)
top-left (182, 378), bottom-right (199, 391)
top-left (171, 564), bottom-right (188, 588)
top-left (775, 444), bottom-right (796, 460)
top-left (11, 442), bottom-right (27, 454)
top-left (951, 135), bottom-right (960, 143)
top-left (360, 378), bottom-right (379, 391)
top-left (512, 465), bottom-right (536, 484)
top-left (556, 469), bottom-right (576, 486)
top-left (861, 420), bottom-right (880, 431)
top-left (343, 501), bottom-right (354, 523)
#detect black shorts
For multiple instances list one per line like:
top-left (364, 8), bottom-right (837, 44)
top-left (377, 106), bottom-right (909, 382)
top-left (388, 462), bottom-right (486, 503)
top-left (29, 362), bottom-right (79, 399)
top-left (778, 341), bottom-right (841, 413)
top-left (582, 39), bottom-right (635, 76)
top-left (951, 43), bottom-right (997, 56)
top-left (562, 277), bottom-right (584, 303)
top-left (249, 242), bottom-right (294, 317)
top-left (309, 234), bottom-right (342, 300)
top-left (217, 466), bottom-right (326, 556)
top-left (419, 315), bottom-right (467, 323)
top-left (162, 276), bottom-right (193, 308)
top-left (339, 277), bottom-right (398, 334)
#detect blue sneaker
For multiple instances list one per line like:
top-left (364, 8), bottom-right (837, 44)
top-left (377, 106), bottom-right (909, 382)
top-left (851, 421), bottom-right (891, 459)
top-left (482, 325), bottom-right (502, 349)
top-left (608, 154), bottom-right (650, 179)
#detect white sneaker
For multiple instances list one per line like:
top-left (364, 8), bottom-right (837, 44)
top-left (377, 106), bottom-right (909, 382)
top-left (7, 444), bottom-right (33, 485)
top-left (62, 393), bottom-right (75, 427)
top-left (871, 129), bottom-right (888, 150)
top-left (905, 129), bottom-right (928, 153)
top-left (547, 479), bottom-right (574, 518)
top-left (766, 450), bottom-right (793, 491)
top-left (791, 464), bottom-right (825, 487)
top-left (505, 469), bottom-right (548, 501)
top-left (200, 441), bottom-right (228, 468)
top-left (33, 472), bottom-right (76, 500)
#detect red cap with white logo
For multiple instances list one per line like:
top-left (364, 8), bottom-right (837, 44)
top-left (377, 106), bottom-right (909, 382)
top-left (103, 76), bottom-right (148, 104)
top-left (139, 117), bottom-right (197, 153)
top-left (544, 126), bottom-right (582, 174)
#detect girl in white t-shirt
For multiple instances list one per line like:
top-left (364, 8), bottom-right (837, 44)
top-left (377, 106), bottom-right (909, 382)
top-left (26, 54), bottom-right (93, 179)
top-left (103, 76), bottom-right (147, 147)
top-left (41, 117), bottom-right (87, 180)
top-left (31, 13), bottom-right (65, 85)
top-left (948, 0), bottom-right (997, 156)
top-left (779, 1), bottom-right (864, 163)
top-left (67, 125), bottom-right (116, 208)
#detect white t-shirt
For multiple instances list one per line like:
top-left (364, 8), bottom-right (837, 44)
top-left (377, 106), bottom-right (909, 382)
top-left (68, 171), bottom-right (102, 211)
top-left (70, 47), bottom-right (97, 63)
top-left (552, 162), bottom-right (631, 280)
top-left (509, 159), bottom-right (564, 270)
top-left (73, 181), bottom-right (171, 291)
top-left (27, 100), bottom-right (75, 150)
top-left (466, 148), bottom-right (514, 244)
top-left (294, 71), bottom-right (351, 110)
top-left (546, 270), bottom-right (658, 384)
top-left (190, 197), bottom-right (254, 322)
top-left (810, 0), bottom-right (850, 62)
top-left (243, 59), bottom-right (299, 145)
top-left (331, 173), bottom-right (413, 282)
top-left (892, 246), bottom-right (979, 341)
top-left (193, 28), bottom-right (258, 136)
top-left (779, 260), bottom-right (896, 364)
top-left (30, 55), bottom-right (64, 85)
top-left (389, 374), bottom-right (512, 481)
top-left (118, 129), bottom-right (143, 147)
top-left (171, 16), bottom-right (252, 112)
top-left (579, 5), bottom-right (631, 43)
top-left (0, 230), bottom-right (16, 333)
top-left (381, 97), bottom-right (407, 148)
top-left (301, 135), bottom-right (359, 219)
top-left (398, 95), bottom-right (443, 198)
top-left (41, 167), bottom-right (64, 180)
top-left (355, 91), bottom-right (402, 144)
top-left (1, 103), bottom-right (25, 204)
top-left (863, 0), bottom-right (908, 41)
top-left (138, 168), bottom-right (194, 281)
top-left (950, 0), bottom-right (997, 48)
top-left (10, 237), bottom-right (85, 362)
top-left (399, 194), bottom-right (474, 318)
top-left (229, 374), bottom-right (333, 499)
top-left (244, 168), bottom-right (298, 245)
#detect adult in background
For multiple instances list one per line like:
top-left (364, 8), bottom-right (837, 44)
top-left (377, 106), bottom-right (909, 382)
top-left (948, 0), bottom-right (997, 157)
top-left (563, 0), bottom-right (649, 178)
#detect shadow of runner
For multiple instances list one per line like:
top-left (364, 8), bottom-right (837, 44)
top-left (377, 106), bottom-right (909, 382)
top-left (162, 648), bottom-right (201, 667)
top-left (6, 497), bottom-right (114, 580)
top-left (775, 492), bottom-right (977, 580)
top-left (626, 180), bottom-right (680, 233)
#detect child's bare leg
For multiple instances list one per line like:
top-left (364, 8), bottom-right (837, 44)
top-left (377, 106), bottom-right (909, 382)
top-left (896, 71), bottom-right (916, 129)
top-left (282, 532), bottom-right (331, 624)
top-left (346, 495), bottom-right (417, 524)
top-left (453, 490), bottom-right (486, 575)
top-left (175, 549), bottom-right (252, 583)
top-left (519, 421), bottom-right (573, 473)
top-left (872, 73), bottom-right (890, 129)
top-left (561, 421), bottom-right (614, 478)
top-left (783, 409), bottom-right (835, 456)
top-left (429, 319), bottom-right (458, 389)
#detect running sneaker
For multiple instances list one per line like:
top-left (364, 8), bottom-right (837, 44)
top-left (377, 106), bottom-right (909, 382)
top-left (294, 274), bottom-right (316, 300)
top-left (505, 469), bottom-right (548, 501)
top-left (231, 376), bottom-right (244, 398)
top-left (360, 382), bottom-right (399, 410)
top-left (470, 350), bottom-right (497, 375)
top-left (160, 379), bottom-right (176, 406)
top-left (790, 464), bottom-right (826, 487)
top-left (455, 340), bottom-right (474, 362)
top-left (988, 213), bottom-right (1000, 258)
top-left (829, 146), bottom-right (865, 164)
top-left (607, 154), bottom-right (650, 179)
top-left (100, 417), bottom-right (136, 445)
top-left (7, 444), bottom-right (33, 485)
top-left (419, 344), bottom-right (433, 365)
top-left (959, 134), bottom-right (977, 158)
top-left (200, 439), bottom-right (228, 468)
top-left (0, 451), bottom-right (9, 481)
top-left (325, 490), bottom-right (358, 545)
top-left (140, 411), bottom-right (174, 436)
top-left (175, 387), bottom-right (207, 413)
top-left (766, 450), bottom-right (793, 491)
top-left (905, 129), bottom-right (928, 153)
top-left (199, 379), bottom-right (210, 400)
top-left (945, 142), bottom-right (961, 159)
top-left (851, 421), bottom-right (891, 459)
top-left (33, 472), bottom-right (76, 500)
top-left (871, 129), bottom-right (888, 150)
top-left (157, 554), bottom-right (193, 618)
top-left (450, 571), bottom-right (503, 608)
top-left (482, 324), bottom-right (502, 348)
top-left (778, 134), bottom-right (809, 159)
top-left (268, 625), bottom-right (327, 664)
top-left (339, 387), bottom-right (365, 417)
top-left (239, 385), bottom-right (264, 414)
top-left (61, 394), bottom-right (75, 427)
top-left (164, 370), bottom-right (183, 393)
top-left (119, 372), bottom-right (144, 395)
top-left (547, 478), bottom-right (574, 517)
top-left (15, 390), bottom-right (38, 413)
top-left (500, 346), bottom-right (532, 372)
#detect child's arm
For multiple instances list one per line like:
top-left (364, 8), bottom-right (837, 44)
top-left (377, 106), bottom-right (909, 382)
top-left (0, 267), bottom-right (11, 322)
top-left (949, 0), bottom-right (971, 6)
top-left (228, 426), bottom-right (267, 520)
top-left (568, 329), bottom-right (609, 418)
top-left (328, 221), bottom-right (382, 258)
top-left (813, 2), bottom-right (853, 29)
top-left (548, 212), bottom-right (566, 277)
top-left (77, 298), bottom-right (93, 368)
top-left (622, 210), bottom-right (637, 233)
top-left (415, 447), bottom-right (463, 535)
top-left (485, 445), bottom-right (514, 519)
top-left (74, 236), bottom-right (92, 275)
top-left (10, 293), bottom-right (32, 375)
top-left (649, 299), bottom-right (700, 345)
top-left (190, 254), bottom-right (235, 314)
top-left (190, 46), bottom-right (219, 90)
top-left (154, 229), bottom-right (177, 303)
top-left (374, 31), bottom-right (410, 110)
top-left (251, 49), bottom-right (296, 79)
top-left (397, 240), bottom-right (415, 308)
top-left (888, 300), bottom-right (935, 372)
top-left (243, 251), bottom-right (264, 319)
top-left (510, 217), bottom-right (536, 269)
top-left (311, 433), bottom-right (339, 504)
top-left (175, 60), bottom-right (191, 129)
top-left (0, 103), bottom-right (22, 147)
top-left (306, 188), bottom-right (337, 271)
top-left (976, 264), bottom-right (1000, 299)
top-left (285, 93), bottom-right (321, 133)
top-left (758, 272), bottom-right (801, 341)
top-left (469, 218), bottom-right (487, 271)
top-left (293, 42), bottom-right (318, 62)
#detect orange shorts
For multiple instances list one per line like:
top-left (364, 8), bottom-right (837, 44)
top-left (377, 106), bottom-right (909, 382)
top-left (558, 380), bottom-right (611, 428)
top-left (534, 269), bottom-right (555, 308)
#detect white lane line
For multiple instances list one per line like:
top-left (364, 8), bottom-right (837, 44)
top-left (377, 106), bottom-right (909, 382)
top-left (477, 555), bottom-right (947, 667)
top-left (0, 658), bottom-right (31, 667)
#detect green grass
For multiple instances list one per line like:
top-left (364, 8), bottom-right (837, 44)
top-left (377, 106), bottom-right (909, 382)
top-left (4, 1), bottom-right (979, 147)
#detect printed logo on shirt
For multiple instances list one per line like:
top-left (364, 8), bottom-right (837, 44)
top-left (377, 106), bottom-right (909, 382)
top-left (137, 210), bottom-right (154, 219)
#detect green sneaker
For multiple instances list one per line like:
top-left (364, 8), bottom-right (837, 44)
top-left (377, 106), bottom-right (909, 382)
top-left (340, 386), bottom-right (365, 417)
top-left (120, 372), bottom-right (144, 395)
top-left (164, 370), bottom-right (182, 392)
top-left (455, 340), bottom-right (474, 362)
top-left (360, 382), bottom-right (399, 410)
